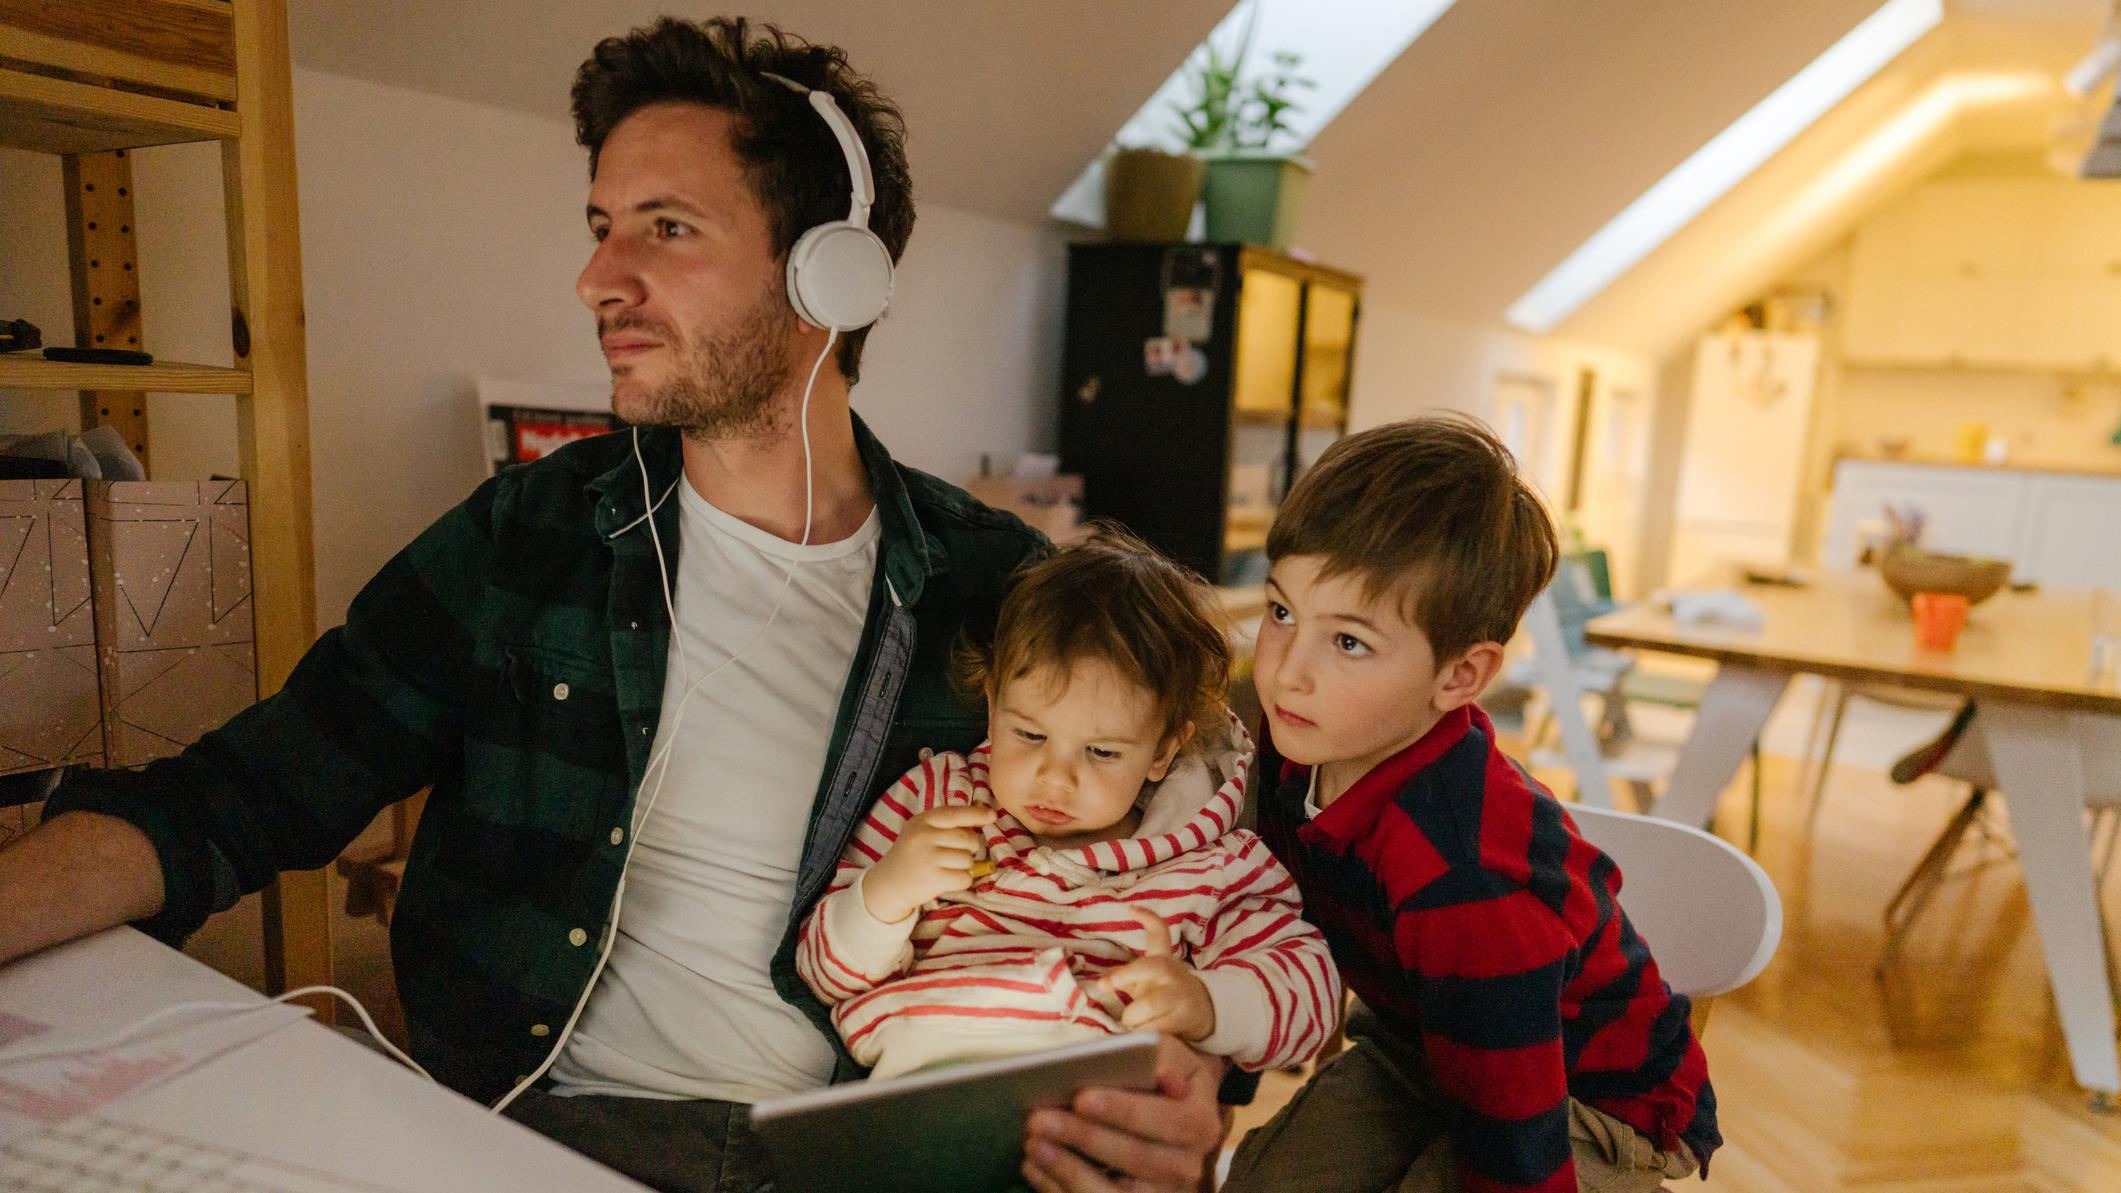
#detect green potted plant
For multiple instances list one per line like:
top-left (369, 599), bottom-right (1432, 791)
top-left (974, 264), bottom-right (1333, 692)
top-left (1172, 19), bottom-right (1315, 249)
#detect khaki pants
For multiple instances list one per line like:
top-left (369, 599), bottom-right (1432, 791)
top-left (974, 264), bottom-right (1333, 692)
top-left (1224, 1010), bottom-right (1697, 1193)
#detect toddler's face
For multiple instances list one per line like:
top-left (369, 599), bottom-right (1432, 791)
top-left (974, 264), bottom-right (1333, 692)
top-left (985, 659), bottom-right (1183, 850)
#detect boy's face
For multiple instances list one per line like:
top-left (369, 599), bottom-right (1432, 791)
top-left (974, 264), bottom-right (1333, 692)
top-left (986, 659), bottom-right (1185, 850)
top-left (1255, 555), bottom-right (1494, 783)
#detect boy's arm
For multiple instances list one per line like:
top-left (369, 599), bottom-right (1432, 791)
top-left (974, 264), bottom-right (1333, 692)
top-left (795, 756), bottom-right (952, 1005)
top-left (1398, 871), bottom-right (1579, 1193)
top-left (1188, 834), bottom-right (1343, 1071)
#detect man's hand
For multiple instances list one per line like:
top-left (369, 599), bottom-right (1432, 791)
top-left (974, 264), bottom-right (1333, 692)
top-left (1021, 1034), bottom-right (1227, 1193)
top-left (859, 804), bottom-right (996, 924)
top-left (1101, 907), bottom-right (1214, 1042)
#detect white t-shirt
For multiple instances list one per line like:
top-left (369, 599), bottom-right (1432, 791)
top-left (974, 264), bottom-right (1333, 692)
top-left (549, 477), bottom-right (879, 1103)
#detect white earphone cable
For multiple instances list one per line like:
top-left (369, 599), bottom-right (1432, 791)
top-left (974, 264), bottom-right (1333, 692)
top-left (488, 327), bottom-right (837, 1114)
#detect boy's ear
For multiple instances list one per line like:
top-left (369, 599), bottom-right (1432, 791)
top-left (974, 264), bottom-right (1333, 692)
top-left (1430, 642), bottom-right (1505, 715)
top-left (1148, 721), bottom-right (1195, 782)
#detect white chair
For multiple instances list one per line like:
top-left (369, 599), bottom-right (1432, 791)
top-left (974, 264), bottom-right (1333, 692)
top-left (1875, 704), bottom-right (2121, 970)
top-left (1567, 803), bottom-right (1783, 1001)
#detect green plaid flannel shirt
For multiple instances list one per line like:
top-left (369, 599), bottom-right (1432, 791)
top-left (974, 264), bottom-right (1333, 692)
top-left (45, 416), bottom-right (1046, 1101)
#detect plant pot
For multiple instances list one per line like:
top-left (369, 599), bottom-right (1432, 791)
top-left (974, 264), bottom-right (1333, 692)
top-left (1102, 148), bottom-right (1204, 242)
top-left (1201, 152), bottom-right (1311, 249)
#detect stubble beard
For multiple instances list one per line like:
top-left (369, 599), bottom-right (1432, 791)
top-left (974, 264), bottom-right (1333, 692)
top-left (609, 284), bottom-right (795, 442)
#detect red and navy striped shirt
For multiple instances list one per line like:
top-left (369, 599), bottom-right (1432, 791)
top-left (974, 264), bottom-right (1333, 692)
top-left (1256, 704), bottom-right (1718, 1193)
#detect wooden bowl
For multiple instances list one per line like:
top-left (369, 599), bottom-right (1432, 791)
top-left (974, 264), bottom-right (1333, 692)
top-left (1878, 547), bottom-right (2011, 607)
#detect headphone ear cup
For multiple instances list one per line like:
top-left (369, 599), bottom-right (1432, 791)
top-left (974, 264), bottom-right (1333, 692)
top-left (785, 221), bottom-right (894, 333)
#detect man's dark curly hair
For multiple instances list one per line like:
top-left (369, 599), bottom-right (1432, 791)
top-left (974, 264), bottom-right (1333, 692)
top-left (571, 16), bottom-right (914, 384)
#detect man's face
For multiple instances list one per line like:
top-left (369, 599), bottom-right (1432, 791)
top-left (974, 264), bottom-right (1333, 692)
top-left (578, 102), bottom-right (799, 437)
top-left (1253, 555), bottom-right (1448, 778)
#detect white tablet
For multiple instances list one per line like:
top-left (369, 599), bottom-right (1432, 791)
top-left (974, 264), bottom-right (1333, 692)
top-left (749, 1032), bottom-right (1162, 1192)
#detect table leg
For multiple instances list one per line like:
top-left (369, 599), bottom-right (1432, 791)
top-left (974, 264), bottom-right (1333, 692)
top-left (1978, 701), bottom-right (2121, 1096)
top-left (1649, 664), bottom-right (1789, 829)
top-left (1525, 592), bottom-right (1616, 809)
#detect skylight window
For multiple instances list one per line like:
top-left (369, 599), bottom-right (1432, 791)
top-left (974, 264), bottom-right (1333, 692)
top-left (1504, 0), bottom-right (1944, 333)
top-left (1050, 0), bottom-right (1457, 227)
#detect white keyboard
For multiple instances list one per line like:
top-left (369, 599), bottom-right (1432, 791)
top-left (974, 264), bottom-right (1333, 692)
top-left (0, 1115), bottom-right (407, 1193)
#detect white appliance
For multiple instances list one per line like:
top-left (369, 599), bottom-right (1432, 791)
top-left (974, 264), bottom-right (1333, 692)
top-left (1667, 332), bottom-right (1821, 585)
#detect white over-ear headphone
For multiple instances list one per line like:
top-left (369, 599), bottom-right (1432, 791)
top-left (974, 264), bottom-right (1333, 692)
top-left (761, 71), bottom-right (894, 333)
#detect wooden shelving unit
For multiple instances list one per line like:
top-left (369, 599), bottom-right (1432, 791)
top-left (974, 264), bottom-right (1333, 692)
top-left (1, 0), bottom-right (330, 1015)
top-left (0, 356), bottom-right (253, 394)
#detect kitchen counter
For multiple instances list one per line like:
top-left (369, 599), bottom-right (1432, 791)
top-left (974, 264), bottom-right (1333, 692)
top-left (1833, 453), bottom-right (2121, 482)
top-left (1826, 458), bottom-right (2121, 589)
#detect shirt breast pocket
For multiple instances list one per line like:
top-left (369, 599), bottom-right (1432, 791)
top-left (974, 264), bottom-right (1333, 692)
top-left (460, 642), bottom-right (626, 839)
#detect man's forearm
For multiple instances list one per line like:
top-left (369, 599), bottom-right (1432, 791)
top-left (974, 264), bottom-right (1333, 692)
top-left (0, 811), bottom-right (164, 966)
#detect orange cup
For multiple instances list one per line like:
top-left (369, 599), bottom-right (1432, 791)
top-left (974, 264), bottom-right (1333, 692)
top-left (1911, 592), bottom-right (1970, 651)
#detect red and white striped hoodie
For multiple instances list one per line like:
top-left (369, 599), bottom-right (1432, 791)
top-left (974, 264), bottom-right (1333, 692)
top-left (796, 715), bottom-right (1340, 1078)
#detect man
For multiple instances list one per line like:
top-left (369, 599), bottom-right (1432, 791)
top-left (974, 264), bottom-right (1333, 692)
top-left (0, 18), bottom-right (1223, 1193)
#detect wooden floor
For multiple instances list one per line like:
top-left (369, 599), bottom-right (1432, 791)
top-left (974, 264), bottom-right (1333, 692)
top-left (156, 745), bottom-right (2121, 1191)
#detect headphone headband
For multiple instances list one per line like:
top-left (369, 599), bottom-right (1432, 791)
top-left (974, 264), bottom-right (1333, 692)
top-left (757, 70), bottom-right (894, 334)
top-left (760, 72), bottom-right (875, 227)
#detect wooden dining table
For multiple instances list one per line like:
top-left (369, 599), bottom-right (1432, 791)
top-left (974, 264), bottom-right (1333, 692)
top-left (1583, 570), bottom-right (2121, 1100)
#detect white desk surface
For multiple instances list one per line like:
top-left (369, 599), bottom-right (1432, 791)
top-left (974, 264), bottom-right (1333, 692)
top-left (0, 928), bottom-right (647, 1192)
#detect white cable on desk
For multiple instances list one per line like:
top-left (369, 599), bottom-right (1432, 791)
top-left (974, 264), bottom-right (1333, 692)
top-left (0, 984), bottom-right (432, 1084)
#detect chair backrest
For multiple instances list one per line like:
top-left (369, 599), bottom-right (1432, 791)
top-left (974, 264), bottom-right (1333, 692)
top-left (1578, 547), bottom-right (1614, 602)
top-left (1566, 803), bottom-right (1783, 997)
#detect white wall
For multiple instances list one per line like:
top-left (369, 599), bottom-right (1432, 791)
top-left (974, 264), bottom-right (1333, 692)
top-left (3, 67), bottom-right (1062, 628)
top-left (1346, 301), bottom-right (1663, 596)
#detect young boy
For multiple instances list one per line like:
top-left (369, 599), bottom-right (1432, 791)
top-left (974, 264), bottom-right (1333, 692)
top-left (1223, 416), bottom-right (1717, 1193)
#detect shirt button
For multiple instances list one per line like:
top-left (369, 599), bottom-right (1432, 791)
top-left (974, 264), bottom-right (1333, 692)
top-left (530, 1023), bottom-right (551, 1037)
top-left (630, 620), bottom-right (640, 629)
top-left (569, 928), bottom-right (588, 947)
top-left (552, 682), bottom-right (570, 701)
top-left (640, 727), bottom-right (649, 736)
top-left (610, 827), bottom-right (625, 846)
top-left (918, 747), bottom-right (934, 762)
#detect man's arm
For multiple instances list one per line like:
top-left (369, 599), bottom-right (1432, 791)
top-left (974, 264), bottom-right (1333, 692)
top-left (3, 478), bottom-right (501, 962)
top-left (0, 812), bottom-right (163, 966)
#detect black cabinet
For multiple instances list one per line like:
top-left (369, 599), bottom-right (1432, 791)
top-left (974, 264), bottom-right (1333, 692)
top-left (1058, 242), bottom-right (1362, 585)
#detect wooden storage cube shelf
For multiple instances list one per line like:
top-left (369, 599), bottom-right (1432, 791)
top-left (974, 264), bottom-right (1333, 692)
top-left (89, 480), bottom-right (257, 768)
top-left (0, 479), bottom-right (103, 775)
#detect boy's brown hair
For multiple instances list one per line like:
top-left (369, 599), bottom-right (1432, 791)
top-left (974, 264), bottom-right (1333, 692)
top-left (958, 525), bottom-right (1231, 748)
top-left (1267, 414), bottom-right (1560, 663)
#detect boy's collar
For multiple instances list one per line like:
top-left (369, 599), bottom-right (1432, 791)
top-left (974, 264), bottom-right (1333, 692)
top-left (1288, 705), bottom-right (1476, 847)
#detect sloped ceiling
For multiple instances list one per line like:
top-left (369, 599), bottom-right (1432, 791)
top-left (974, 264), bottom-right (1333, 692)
top-left (288, 1), bottom-right (2113, 355)
top-left (1291, 0), bottom-right (1889, 319)
top-left (286, 0), bottom-right (1231, 226)
top-left (1554, 0), bottom-right (2110, 354)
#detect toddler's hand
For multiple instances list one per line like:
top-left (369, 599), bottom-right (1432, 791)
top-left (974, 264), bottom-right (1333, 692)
top-left (862, 804), bottom-right (998, 923)
top-left (1101, 907), bottom-right (1215, 1042)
